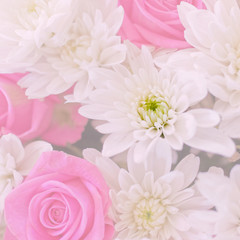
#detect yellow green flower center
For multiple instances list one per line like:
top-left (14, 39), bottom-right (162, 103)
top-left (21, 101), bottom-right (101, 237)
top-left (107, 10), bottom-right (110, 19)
top-left (133, 197), bottom-right (166, 231)
top-left (137, 94), bottom-right (174, 130)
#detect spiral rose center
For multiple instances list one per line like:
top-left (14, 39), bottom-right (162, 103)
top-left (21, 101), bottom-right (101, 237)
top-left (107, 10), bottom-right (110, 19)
top-left (50, 207), bottom-right (65, 223)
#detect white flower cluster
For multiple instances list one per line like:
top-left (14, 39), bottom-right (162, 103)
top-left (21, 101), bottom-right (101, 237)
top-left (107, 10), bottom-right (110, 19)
top-left (0, 0), bottom-right (126, 100)
top-left (178, 0), bottom-right (240, 139)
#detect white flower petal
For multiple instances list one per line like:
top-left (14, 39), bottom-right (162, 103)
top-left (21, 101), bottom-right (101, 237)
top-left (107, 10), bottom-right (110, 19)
top-left (95, 156), bottom-right (121, 190)
top-left (174, 113), bottom-right (197, 140)
top-left (102, 132), bottom-right (135, 157)
top-left (229, 91), bottom-right (240, 107)
top-left (169, 188), bottom-right (195, 205)
top-left (208, 166), bottom-right (224, 175)
top-left (82, 148), bottom-right (102, 163)
top-left (189, 108), bottom-right (220, 128)
top-left (79, 104), bottom-right (111, 120)
top-left (118, 169), bottom-right (136, 192)
top-left (83, 147), bottom-right (122, 191)
top-left (185, 128), bottom-right (235, 157)
top-left (127, 147), bottom-right (146, 183)
top-left (144, 138), bottom-right (173, 179)
top-left (100, 44), bottom-right (126, 66)
top-left (142, 172), bottom-right (154, 193)
top-left (0, 181), bottom-right (12, 215)
top-left (105, 5), bottom-right (124, 35)
top-left (178, 73), bottom-right (207, 105)
top-left (128, 184), bottom-right (144, 202)
top-left (168, 213), bottom-right (191, 231)
top-left (165, 134), bottom-right (183, 150)
top-left (197, 172), bottom-right (230, 205)
top-left (175, 154), bottom-right (200, 188)
top-left (230, 165), bottom-right (240, 190)
top-left (132, 139), bottom-right (153, 163)
top-left (210, 42), bottom-right (228, 61)
top-left (217, 109), bottom-right (240, 138)
top-left (0, 134), bottom-right (24, 164)
top-left (175, 95), bottom-right (189, 113)
top-left (178, 2), bottom-right (215, 49)
top-left (71, 74), bottom-right (93, 102)
top-left (96, 119), bottom-right (132, 133)
top-left (161, 171), bottom-right (185, 193)
top-left (18, 141), bottom-right (52, 175)
top-left (208, 79), bottom-right (232, 102)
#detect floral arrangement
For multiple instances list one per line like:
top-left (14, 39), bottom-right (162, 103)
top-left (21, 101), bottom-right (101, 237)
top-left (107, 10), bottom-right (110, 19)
top-left (0, 0), bottom-right (240, 239)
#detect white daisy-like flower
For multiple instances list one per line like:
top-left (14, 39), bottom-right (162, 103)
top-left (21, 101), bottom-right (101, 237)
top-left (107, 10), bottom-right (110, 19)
top-left (178, 0), bottom-right (240, 138)
top-left (197, 165), bottom-right (240, 240)
top-left (0, 133), bottom-right (52, 224)
top-left (18, 0), bottom-right (126, 99)
top-left (83, 145), bottom-right (213, 240)
top-left (0, 0), bottom-right (78, 72)
top-left (79, 44), bottom-right (235, 161)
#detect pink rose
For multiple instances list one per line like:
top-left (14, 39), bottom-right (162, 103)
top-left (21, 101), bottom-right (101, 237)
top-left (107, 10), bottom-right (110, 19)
top-left (4, 151), bottom-right (114, 240)
top-left (41, 96), bottom-right (88, 146)
top-left (0, 73), bottom-right (52, 141)
top-left (118, 0), bottom-right (205, 49)
top-left (0, 73), bottom-right (87, 145)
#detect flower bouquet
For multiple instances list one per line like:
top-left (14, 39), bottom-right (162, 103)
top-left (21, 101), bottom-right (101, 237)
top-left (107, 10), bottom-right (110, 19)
top-left (0, 0), bottom-right (240, 239)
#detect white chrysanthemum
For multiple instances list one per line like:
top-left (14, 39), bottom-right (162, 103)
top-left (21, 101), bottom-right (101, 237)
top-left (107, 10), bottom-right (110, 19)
top-left (79, 44), bottom-right (235, 161)
top-left (178, 0), bottom-right (240, 134)
top-left (0, 134), bottom-right (52, 225)
top-left (83, 145), bottom-right (213, 240)
top-left (0, 0), bottom-right (78, 72)
top-left (18, 0), bottom-right (126, 99)
top-left (197, 165), bottom-right (240, 240)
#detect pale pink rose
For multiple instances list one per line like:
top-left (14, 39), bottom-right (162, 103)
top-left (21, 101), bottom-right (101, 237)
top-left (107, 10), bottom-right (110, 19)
top-left (118, 0), bottom-right (205, 48)
top-left (4, 151), bottom-right (114, 240)
top-left (41, 95), bottom-right (88, 146)
top-left (0, 73), bottom-right (52, 141)
top-left (0, 73), bottom-right (87, 145)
